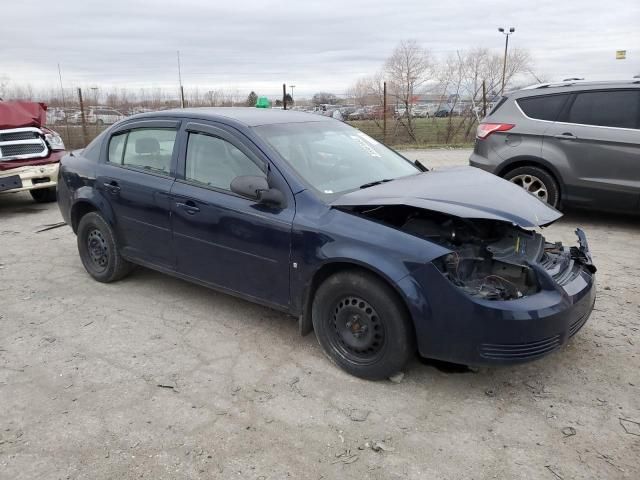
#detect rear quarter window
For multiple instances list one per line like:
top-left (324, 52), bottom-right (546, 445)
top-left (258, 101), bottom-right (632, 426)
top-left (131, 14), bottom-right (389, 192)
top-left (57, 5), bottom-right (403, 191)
top-left (488, 97), bottom-right (508, 115)
top-left (517, 94), bottom-right (570, 121)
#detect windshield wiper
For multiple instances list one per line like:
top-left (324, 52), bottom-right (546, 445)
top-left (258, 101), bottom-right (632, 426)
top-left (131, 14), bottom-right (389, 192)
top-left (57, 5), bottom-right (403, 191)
top-left (359, 178), bottom-right (394, 189)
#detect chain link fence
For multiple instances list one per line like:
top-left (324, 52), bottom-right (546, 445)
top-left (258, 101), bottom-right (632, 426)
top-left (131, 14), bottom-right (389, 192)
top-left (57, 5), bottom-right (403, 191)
top-left (41, 88), bottom-right (481, 149)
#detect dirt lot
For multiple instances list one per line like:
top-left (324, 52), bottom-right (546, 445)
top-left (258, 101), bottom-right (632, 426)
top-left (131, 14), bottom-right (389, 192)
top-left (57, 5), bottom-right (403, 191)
top-left (1, 149), bottom-right (639, 479)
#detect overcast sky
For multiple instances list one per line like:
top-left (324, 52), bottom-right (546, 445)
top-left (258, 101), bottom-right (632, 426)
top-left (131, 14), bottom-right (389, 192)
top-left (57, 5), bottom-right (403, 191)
top-left (2, 0), bottom-right (639, 96)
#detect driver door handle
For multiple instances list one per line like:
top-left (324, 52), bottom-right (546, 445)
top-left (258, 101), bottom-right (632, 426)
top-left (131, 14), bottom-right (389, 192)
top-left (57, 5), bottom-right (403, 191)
top-left (554, 132), bottom-right (577, 140)
top-left (103, 181), bottom-right (121, 194)
top-left (176, 200), bottom-right (200, 214)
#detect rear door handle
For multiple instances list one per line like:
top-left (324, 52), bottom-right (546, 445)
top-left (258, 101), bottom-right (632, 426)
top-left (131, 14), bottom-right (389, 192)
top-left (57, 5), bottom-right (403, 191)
top-left (554, 132), bottom-right (577, 140)
top-left (176, 201), bottom-right (200, 214)
top-left (103, 181), bottom-right (121, 194)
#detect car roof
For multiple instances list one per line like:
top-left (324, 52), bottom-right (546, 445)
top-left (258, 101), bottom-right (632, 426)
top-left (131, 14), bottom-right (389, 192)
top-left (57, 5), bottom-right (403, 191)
top-left (131, 107), bottom-right (333, 127)
top-left (510, 79), bottom-right (640, 98)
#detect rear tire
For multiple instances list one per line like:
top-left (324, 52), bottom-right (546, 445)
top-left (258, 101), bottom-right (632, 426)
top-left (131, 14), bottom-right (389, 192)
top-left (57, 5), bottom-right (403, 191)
top-left (30, 187), bottom-right (57, 203)
top-left (504, 166), bottom-right (560, 208)
top-left (77, 212), bottom-right (132, 283)
top-left (312, 270), bottom-right (414, 380)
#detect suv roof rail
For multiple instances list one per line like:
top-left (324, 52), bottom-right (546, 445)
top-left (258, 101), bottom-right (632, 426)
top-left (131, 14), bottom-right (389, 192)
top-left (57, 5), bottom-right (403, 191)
top-left (521, 79), bottom-right (640, 90)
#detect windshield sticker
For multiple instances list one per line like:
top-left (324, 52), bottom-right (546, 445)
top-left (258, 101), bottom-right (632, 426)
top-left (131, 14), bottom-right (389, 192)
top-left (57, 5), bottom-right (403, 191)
top-left (357, 132), bottom-right (380, 146)
top-left (350, 135), bottom-right (381, 157)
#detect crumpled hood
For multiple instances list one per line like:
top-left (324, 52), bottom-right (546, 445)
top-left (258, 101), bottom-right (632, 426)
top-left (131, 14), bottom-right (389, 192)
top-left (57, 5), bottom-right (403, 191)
top-left (0, 101), bottom-right (47, 129)
top-left (331, 166), bottom-right (562, 228)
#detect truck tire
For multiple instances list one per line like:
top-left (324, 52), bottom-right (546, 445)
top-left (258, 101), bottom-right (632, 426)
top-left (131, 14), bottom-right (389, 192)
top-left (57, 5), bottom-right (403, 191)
top-left (30, 187), bottom-right (57, 203)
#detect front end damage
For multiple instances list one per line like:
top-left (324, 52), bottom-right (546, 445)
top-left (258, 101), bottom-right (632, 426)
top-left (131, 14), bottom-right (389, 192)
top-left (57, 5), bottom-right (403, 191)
top-left (0, 102), bottom-right (66, 197)
top-left (342, 204), bottom-right (597, 365)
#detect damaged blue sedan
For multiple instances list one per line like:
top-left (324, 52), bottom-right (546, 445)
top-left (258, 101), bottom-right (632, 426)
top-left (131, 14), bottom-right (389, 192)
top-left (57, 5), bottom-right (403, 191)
top-left (57, 108), bottom-right (596, 379)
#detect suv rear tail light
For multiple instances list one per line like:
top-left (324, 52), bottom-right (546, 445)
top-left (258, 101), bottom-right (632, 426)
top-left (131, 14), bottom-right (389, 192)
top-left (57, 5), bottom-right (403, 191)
top-left (476, 123), bottom-right (514, 139)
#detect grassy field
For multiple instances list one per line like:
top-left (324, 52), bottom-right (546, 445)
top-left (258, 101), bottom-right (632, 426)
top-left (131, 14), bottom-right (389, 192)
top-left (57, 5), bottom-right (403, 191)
top-left (348, 116), bottom-right (477, 146)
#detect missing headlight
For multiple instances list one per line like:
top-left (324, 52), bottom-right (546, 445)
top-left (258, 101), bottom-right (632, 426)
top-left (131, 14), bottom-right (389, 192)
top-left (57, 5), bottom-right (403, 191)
top-left (434, 252), bottom-right (539, 300)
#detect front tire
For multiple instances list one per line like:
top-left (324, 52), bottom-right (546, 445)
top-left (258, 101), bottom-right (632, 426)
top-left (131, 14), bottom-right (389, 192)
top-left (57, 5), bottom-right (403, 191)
top-left (30, 187), bottom-right (57, 203)
top-left (504, 166), bottom-right (560, 208)
top-left (312, 270), bottom-right (414, 380)
top-left (77, 212), bottom-right (132, 283)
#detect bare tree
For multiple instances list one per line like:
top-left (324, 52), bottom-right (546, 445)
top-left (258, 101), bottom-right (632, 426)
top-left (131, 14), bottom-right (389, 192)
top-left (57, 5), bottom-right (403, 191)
top-left (385, 40), bottom-right (433, 138)
top-left (348, 72), bottom-right (386, 107)
top-left (433, 47), bottom-right (537, 143)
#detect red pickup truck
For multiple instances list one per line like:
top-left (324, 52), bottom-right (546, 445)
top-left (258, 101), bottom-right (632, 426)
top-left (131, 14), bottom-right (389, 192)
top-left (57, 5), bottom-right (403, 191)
top-left (0, 101), bottom-right (66, 202)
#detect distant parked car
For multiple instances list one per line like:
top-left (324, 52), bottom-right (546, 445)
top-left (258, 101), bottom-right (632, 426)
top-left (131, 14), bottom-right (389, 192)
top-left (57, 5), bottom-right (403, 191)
top-left (46, 107), bottom-right (66, 125)
top-left (348, 108), bottom-right (368, 120)
top-left (412, 106), bottom-right (431, 118)
top-left (69, 107), bottom-right (126, 125)
top-left (470, 79), bottom-right (640, 213)
top-left (434, 109), bottom-right (452, 118)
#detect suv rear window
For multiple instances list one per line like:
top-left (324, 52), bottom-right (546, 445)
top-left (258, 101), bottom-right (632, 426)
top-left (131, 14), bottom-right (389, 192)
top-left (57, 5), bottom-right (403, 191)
top-left (566, 90), bottom-right (639, 129)
top-left (517, 94), bottom-right (569, 121)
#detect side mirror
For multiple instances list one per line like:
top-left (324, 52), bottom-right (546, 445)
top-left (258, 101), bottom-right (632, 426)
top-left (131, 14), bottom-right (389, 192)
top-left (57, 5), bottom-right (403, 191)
top-left (230, 175), bottom-right (285, 207)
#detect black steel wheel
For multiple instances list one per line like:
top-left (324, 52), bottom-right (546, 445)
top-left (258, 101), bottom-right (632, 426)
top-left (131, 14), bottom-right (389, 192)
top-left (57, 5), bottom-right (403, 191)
top-left (86, 228), bottom-right (109, 273)
top-left (329, 295), bottom-right (386, 365)
top-left (77, 212), bottom-right (132, 283)
top-left (312, 270), bottom-right (414, 380)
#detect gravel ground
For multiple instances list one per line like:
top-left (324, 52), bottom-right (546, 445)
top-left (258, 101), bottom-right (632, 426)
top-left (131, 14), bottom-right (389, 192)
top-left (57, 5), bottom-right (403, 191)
top-left (1, 149), bottom-right (639, 479)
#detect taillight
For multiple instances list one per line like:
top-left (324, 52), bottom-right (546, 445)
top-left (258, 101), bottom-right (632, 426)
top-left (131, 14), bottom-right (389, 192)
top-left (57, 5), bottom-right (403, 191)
top-left (476, 123), bottom-right (514, 139)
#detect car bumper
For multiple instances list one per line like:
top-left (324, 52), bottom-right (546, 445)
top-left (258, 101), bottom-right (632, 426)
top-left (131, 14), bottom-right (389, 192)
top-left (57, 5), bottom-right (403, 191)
top-left (400, 251), bottom-right (596, 366)
top-left (0, 162), bottom-right (59, 194)
top-left (468, 151), bottom-right (497, 173)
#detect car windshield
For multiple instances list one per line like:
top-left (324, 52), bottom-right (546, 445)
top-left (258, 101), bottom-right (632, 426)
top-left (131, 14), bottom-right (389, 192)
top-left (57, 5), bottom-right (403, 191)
top-left (253, 121), bottom-right (420, 196)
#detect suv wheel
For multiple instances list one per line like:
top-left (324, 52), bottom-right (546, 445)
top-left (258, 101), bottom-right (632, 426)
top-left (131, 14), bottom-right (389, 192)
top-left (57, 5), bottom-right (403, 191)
top-left (312, 270), bottom-right (414, 380)
top-left (77, 212), bottom-right (132, 283)
top-left (30, 187), bottom-right (57, 203)
top-left (504, 166), bottom-right (560, 208)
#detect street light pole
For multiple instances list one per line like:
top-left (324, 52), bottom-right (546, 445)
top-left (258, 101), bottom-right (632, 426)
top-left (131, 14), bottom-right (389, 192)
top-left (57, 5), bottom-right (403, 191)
top-left (498, 27), bottom-right (515, 95)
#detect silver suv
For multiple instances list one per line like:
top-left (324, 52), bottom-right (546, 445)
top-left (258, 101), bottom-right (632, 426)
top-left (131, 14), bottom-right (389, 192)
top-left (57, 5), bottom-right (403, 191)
top-left (469, 80), bottom-right (640, 213)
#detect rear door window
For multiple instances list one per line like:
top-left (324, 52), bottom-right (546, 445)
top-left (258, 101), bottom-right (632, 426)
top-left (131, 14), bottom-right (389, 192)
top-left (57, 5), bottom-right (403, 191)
top-left (108, 128), bottom-right (177, 175)
top-left (517, 94), bottom-right (569, 121)
top-left (565, 90), bottom-right (639, 129)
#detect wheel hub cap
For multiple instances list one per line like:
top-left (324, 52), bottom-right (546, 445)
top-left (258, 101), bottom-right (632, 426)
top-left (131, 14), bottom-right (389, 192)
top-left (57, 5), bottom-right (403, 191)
top-left (509, 174), bottom-right (548, 202)
top-left (332, 296), bottom-right (384, 358)
top-left (87, 229), bottom-right (108, 269)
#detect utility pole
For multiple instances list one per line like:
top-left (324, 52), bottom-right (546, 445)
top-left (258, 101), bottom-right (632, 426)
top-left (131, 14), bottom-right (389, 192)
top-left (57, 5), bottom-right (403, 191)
top-left (77, 88), bottom-right (88, 145)
top-left (383, 81), bottom-right (387, 144)
top-left (177, 50), bottom-right (185, 108)
top-left (498, 27), bottom-right (515, 95)
top-left (482, 79), bottom-right (487, 117)
top-left (283, 83), bottom-right (287, 110)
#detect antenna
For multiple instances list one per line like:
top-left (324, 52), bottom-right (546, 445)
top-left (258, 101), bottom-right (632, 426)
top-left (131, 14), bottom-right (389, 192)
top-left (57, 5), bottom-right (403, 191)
top-left (57, 63), bottom-right (71, 140)
top-left (177, 50), bottom-right (185, 108)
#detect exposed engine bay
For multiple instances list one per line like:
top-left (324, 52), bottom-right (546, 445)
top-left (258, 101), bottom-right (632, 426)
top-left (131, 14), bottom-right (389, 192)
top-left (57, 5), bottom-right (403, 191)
top-left (346, 205), bottom-right (596, 301)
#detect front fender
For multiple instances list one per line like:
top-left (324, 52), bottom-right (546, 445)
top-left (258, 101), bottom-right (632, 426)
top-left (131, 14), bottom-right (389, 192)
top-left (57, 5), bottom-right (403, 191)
top-left (290, 195), bottom-right (450, 317)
